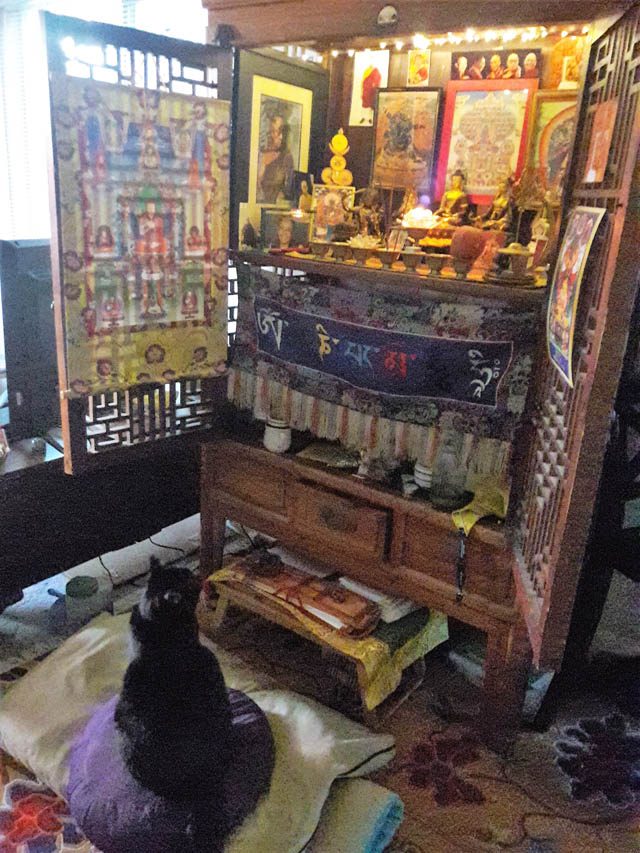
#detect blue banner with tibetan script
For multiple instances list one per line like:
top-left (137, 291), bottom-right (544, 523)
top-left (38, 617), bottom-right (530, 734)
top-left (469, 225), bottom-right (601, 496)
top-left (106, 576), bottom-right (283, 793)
top-left (254, 297), bottom-right (513, 408)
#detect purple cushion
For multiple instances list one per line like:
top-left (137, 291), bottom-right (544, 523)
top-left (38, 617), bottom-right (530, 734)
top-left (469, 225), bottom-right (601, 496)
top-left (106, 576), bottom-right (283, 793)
top-left (67, 689), bottom-right (274, 853)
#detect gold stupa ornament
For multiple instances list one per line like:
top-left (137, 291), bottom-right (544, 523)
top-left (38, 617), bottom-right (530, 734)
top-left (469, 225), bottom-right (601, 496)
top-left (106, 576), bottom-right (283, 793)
top-left (322, 128), bottom-right (354, 186)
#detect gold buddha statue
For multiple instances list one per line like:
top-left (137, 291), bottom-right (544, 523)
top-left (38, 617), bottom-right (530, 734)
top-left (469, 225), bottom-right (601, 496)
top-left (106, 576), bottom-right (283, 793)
top-left (475, 176), bottom-right (514, 232)
top-left (434, 170), bottom-right (469, 226)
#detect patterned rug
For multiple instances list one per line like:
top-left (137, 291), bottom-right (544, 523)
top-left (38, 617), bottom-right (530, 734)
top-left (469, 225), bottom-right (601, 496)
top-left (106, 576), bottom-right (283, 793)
top-left (1, 608), bottom-right (639, 852)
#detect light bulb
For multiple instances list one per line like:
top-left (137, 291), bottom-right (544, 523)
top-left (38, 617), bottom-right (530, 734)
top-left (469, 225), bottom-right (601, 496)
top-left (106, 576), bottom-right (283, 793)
top-left (394, 40), bottom-right (404, 50)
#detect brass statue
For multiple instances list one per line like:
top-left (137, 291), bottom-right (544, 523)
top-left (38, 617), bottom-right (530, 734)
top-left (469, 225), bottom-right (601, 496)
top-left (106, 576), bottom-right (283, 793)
top-left (475, 176), bottom-right (514, 232)
top-left (434, 169), bottom-right (469, 226)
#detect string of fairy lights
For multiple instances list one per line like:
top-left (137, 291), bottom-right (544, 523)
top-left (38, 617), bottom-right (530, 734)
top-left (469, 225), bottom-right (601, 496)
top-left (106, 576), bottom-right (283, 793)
top-left (273, 23), bottom-right (591, 64)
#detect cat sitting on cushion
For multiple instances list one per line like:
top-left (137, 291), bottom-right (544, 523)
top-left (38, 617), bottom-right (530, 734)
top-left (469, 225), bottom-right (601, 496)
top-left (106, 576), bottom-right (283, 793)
top-left (115, 559), bottom-right (232, 809)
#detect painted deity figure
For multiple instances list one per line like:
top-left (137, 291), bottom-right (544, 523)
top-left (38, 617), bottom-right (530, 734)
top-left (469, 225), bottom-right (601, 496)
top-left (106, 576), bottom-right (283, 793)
top-left (435, 170), bottom-right (469, 226)
top-left (298, 180), bottom-right (312, 213)
top-left (123, 90), bottom-right (174, 169)
top-left (136, 199), bottom-right (167, 257)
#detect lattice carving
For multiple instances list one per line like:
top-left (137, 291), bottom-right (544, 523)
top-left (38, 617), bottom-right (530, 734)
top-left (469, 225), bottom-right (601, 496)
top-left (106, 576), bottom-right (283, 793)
top-left (85, 379), bottom-right (215, 452)
top-left (515, 9), bottom-right (640, 664)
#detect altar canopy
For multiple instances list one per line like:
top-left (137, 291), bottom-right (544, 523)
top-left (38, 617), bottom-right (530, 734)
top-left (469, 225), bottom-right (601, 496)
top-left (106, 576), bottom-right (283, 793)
top-left (50, 76), bottom-right (230, 395)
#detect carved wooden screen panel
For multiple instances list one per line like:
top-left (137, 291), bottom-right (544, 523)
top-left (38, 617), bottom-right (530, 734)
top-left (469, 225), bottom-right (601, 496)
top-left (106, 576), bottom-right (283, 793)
top-left (514, 7), bottom-right (640, 668)
top-left (45, 14), bottom-right (232, 473)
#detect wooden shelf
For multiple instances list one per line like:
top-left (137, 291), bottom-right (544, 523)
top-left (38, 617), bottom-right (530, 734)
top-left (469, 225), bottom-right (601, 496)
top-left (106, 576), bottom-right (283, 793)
top-left (235, 249), bottom-right (547, 308)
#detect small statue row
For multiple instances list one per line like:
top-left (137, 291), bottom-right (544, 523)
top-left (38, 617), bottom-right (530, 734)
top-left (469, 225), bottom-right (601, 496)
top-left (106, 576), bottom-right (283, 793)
top-left (434, 170), bottom-right (514, 233)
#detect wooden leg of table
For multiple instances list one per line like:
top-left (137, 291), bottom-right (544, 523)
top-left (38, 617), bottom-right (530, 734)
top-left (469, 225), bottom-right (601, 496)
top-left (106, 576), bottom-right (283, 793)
top-left (199, 498), bottom-right (226, 579)
top-left (479, 616), bottom-right (532, 755)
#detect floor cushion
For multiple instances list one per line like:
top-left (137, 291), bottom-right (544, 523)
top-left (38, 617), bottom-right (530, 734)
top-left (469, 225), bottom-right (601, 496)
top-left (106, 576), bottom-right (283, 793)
top-left (0, 613), bottom-right (397, 852)
top-left (67, 690), bottom-right (274, 853)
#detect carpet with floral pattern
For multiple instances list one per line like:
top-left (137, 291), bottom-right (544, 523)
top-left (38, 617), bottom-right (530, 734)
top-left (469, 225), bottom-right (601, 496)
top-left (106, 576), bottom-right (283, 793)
top-left (1, 609), bottom-right (639, 852)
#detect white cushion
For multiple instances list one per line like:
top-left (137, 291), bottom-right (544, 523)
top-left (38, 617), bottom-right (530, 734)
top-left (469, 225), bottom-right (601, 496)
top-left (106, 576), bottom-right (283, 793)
top-left (0, 613), bottom-right (396, 853)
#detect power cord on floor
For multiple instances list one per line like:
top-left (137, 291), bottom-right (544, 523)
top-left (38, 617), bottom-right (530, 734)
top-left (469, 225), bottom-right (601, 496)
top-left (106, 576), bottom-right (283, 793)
top-left (98, 555), bottom-right (115, 587)
top-left (148, 536), bottom-right (187, 557)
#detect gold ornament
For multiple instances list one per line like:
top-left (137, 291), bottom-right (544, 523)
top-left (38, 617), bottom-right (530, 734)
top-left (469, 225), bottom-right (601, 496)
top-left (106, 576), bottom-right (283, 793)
top-left (323, 128), bottom-right (353, 186)
top-left (329, 129), bottom-right (350, 156)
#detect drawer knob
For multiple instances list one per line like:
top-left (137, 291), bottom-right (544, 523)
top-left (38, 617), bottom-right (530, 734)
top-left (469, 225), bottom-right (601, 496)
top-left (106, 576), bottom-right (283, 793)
top-left (319, 506), bottom-right (357, 533)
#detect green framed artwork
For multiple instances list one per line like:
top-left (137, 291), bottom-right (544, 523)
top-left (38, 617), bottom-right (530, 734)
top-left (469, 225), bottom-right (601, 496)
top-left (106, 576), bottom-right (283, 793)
top-left (526, 90), bottom-right (578, 195)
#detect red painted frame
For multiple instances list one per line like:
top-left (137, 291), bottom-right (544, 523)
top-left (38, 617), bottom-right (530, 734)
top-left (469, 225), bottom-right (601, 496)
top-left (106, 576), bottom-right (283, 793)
top-left (435, 78), bottom-right (539, 205)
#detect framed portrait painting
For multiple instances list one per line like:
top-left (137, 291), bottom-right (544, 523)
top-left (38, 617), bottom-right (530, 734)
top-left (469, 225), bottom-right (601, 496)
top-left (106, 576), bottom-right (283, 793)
top-left (249, 75), bottom-right (313, 206)
top-left (526, 90), bottom-right (577, 194)
top-left (435, 79), bottom-right (538, 205)
top-left (547, 206), bottom-right (606, 387)
top-left (372, 87), bottom-right (442, 191)
top-left (348, 49), bottom-right (389, 127)
top-left (260, 208), bottom-right (310, 250)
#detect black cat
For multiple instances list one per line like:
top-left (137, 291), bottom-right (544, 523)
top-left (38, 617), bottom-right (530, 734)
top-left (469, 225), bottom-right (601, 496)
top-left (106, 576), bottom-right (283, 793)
top-left (115, 559), bottom-right (232, 819)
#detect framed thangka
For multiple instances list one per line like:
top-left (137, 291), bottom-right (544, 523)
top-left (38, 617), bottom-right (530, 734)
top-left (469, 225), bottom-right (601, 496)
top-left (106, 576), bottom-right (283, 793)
top-left (311, 185), bottom-right (356, 240)
top-left (50, 76), bottom-right (230, 396)
top-left (526, 91), bottom-right (577, 194)
top-left (547, 206), bottom-right (605, 387)
top-left (435, 79), bottom-right (537, 205)
top-left (372, 87), bottom-right (441, 191)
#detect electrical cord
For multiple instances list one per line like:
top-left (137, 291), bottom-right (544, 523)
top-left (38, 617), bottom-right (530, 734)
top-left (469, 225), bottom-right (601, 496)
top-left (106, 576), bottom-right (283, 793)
top-left (98, 555), bottom-right (115, 586)
top-left (148, 537), bottom-right (187, 556)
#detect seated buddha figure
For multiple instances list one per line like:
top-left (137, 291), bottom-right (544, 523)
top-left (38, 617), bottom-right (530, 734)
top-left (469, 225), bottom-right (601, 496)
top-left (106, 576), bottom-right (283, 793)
top-left (475, 177), bottom-right (514, 232)
top-left (434, 170), bottom-right (469, 226)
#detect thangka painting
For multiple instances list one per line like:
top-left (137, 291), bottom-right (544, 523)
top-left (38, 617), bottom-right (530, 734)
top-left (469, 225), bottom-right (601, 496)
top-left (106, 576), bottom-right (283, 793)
top-left (372, 88), bottom-right (442, 190)
top-left (526, 91), bottom-right (577, 194)
top-left (50, 76), bottom-right (230, 396)
top-left (547, 206), bottom-right (605, 387)
top-left (436, 79), bottom-right (537, 205)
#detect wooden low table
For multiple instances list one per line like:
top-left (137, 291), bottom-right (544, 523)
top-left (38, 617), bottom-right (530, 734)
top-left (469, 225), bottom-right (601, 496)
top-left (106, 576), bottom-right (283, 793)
top-left (206, 567), bottom-right (447, 725)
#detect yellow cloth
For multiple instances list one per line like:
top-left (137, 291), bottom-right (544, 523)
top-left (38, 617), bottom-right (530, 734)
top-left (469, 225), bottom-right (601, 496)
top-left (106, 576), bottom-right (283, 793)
top-left (209, 566), bottom-right (449, 710)
top-left (451, 479), bottom-right (509, 536)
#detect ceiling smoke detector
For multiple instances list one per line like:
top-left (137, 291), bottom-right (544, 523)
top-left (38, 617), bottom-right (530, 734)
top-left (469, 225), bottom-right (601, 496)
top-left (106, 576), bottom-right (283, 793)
top-left (377, 5), bottom-right (399, 28)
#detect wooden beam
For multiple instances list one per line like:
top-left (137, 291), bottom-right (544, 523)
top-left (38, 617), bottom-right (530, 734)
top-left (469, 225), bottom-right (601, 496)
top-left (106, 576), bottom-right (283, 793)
top-left (204, 0), bottom-right (625, 46)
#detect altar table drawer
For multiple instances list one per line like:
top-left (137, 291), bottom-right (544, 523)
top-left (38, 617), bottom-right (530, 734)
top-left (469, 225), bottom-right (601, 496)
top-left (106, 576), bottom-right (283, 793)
top-left (400, 516), bottom-right (512, 604)
top-left (214, 457), bottom-right (286, 511)
top-left (289, 481), bottom-right (390, 560)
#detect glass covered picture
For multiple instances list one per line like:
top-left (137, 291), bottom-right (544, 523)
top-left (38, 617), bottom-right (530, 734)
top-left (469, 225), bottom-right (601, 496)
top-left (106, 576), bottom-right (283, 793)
top-left (547, 206), bottom-right (605, 387)
top-left (372, 88), bottom-right (442, 190)
top-left (50, 76), bottom-right (230, 395)
top-left (436, 79), bottom-right (537, 204)
top-left (451, 49), bottom-right (542, 81)
top-left (248, 76), bottom-right (312, 206)
top-left (526, 91), bottom-right (577, 194)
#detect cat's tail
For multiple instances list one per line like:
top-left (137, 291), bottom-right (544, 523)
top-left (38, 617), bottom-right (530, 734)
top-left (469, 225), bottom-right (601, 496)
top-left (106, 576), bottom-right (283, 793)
top-left (186, 797), bottom-right (228, 853)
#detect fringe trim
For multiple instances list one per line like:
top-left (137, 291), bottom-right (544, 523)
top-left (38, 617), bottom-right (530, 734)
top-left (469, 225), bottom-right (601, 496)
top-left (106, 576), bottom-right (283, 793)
top-left (227, 367), bottom-right (511, 489)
